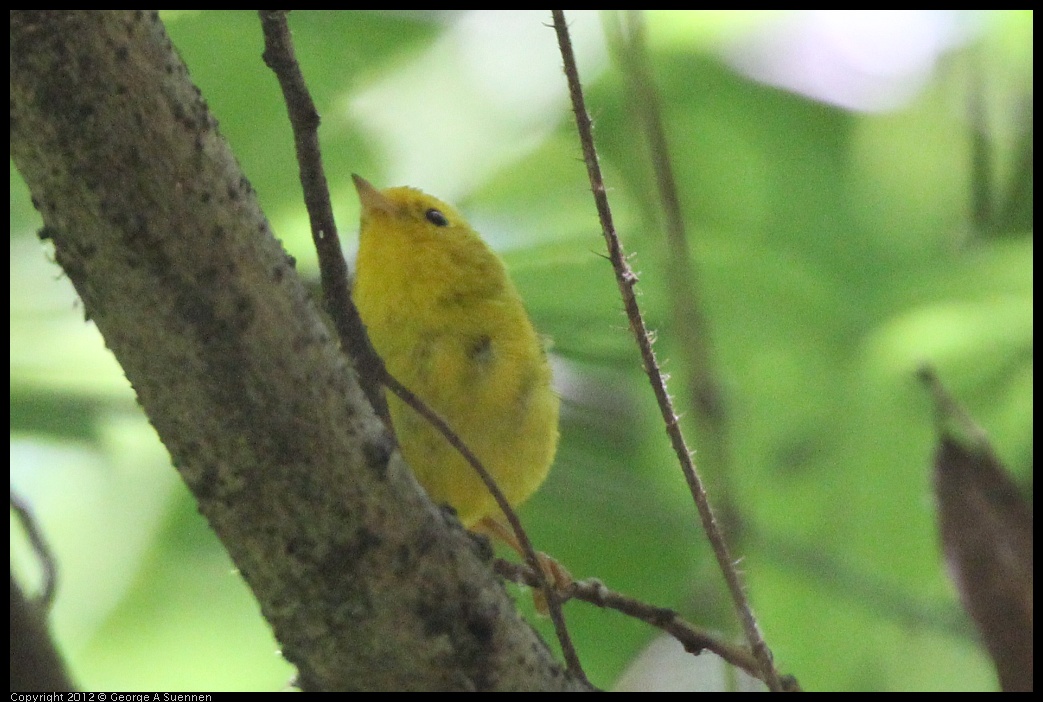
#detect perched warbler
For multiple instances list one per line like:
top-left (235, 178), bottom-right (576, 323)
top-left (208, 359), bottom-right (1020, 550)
top-left (352, 175), bottom-right (559, 528)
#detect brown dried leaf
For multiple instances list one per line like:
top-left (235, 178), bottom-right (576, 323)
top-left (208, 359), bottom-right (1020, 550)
top-left (934, 432), bottom-right (1033, 691)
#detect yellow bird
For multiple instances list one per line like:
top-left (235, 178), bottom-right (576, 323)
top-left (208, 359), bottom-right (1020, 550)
top-left (352, 175), bottom-right (559, 528)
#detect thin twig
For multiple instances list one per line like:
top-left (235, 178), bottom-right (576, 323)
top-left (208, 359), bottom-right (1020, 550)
top-left (259, 11), bottom-right (586, 684)
top-left (995, 95), bottom-right (1033, 235)
top-left (382, 377), bottom-right (588, 682)
top-left (608, 10), bottom-right (740, 535)
top-left (967, 54), bottom-right (994, 237)
top-left (494, 559), bottom-right (780, 684)
top-left (11, 491), bottom-right (59, 609)
top-left (551, 10), bottom-right (784, 691)
top-left (259, 10), bottom-right (388, 424)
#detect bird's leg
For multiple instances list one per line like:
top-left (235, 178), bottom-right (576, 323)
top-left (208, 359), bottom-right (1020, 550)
top-left (474, 516), bottom-right (574, 613)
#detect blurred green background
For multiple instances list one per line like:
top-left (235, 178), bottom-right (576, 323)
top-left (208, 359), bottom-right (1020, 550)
top-left (10, 10), bottom-right (1032, 692)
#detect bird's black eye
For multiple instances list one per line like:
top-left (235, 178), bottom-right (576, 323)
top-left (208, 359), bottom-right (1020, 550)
top-left (425, 208), bottom-right (449, 227)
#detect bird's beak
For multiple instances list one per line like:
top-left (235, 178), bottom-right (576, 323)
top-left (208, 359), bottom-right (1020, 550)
top-left (352, 174), bottom-right (395, 216)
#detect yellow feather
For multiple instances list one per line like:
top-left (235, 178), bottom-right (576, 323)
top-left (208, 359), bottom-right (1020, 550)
top-left (352, 175), bottom-right (559, 527)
